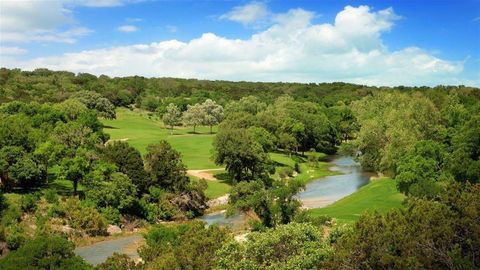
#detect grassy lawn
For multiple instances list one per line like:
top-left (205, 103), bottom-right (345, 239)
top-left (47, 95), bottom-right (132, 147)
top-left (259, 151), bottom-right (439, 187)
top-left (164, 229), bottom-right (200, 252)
top-left (308, 178), bottom-right (405, 224)
top-left (102, 108), bottom-right (219, 170)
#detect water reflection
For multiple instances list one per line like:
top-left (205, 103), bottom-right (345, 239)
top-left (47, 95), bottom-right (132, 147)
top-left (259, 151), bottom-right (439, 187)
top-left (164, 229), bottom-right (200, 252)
top-left (296, 156), bottom-right (371, 208)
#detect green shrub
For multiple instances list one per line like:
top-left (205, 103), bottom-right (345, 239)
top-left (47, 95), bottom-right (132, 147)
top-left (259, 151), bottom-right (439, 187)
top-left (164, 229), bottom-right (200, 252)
top-left (20, 193), bottom-right (39, 213)
top-left (0, 235), bottom-right (92, 270)
top-left (59, 197), bottom-right (107, 236)
top-left (43, 189), bottom-right (59, 203)
top-left (1, 204), bottom-right (22, 227)
top-left (96, 253), bottom-right (136, 270)
top-left (5, 225), bottom-right (26, 250)
top-left (101, 207), bottom-right (121, 225)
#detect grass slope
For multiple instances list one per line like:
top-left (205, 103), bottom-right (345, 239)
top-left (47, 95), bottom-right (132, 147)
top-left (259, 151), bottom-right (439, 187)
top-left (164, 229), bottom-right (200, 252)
top-left (308, 178), bottom-right (405, 224)
top-left (102, 108), bottom-right (218, 170)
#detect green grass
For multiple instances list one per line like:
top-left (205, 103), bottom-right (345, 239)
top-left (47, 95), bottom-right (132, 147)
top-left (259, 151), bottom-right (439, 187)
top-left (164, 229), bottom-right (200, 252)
top-left (270, 151), bottom-right (336, 184)
top-left (308, 178), bottom-right (405, 224)
top-left (102, 108), bottom-right (219, 170)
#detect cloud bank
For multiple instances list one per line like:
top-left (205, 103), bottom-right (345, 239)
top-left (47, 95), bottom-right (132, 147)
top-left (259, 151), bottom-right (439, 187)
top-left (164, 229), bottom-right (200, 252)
top-left (1, 4), bottom-right (469, 86)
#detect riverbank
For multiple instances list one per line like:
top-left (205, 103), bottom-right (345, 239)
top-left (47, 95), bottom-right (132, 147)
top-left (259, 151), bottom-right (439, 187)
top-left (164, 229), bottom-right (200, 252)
top-left (308, 178), bottom-right (405, 224)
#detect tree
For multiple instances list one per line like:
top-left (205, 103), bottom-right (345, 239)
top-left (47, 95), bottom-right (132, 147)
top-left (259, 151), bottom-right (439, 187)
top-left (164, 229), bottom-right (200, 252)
top-left (0, 235), bottom-right (92, 270)
top-left (248, 126), bottom-right (276, 152)
top-left (396, 140), bottom-right (447, 198)
top-left (59, 148), bottom-right (90, 195)
top-left (449, 114), bottom-right (480, 183)
top-left (201, 99), bottom-right (224, 133)
top-left (103, 141), bottom-right (149, 194)
top-left (144, 141), bottom-right (190, 192)
top-left (162, 103), bottom-right (182, 134)
top-left (182, 103), bottom-right (205, 133)
top-left (227, 179), bottom-right (304, 228)
top-left (72, 91), bottom-right (116, 119)
top-left (85, 172), bottom-right (137, 212)
top-left (213, 128), bottom-right (272, 182)
top-left (97, 253), bottom-right (136, 270)
top-left (139, 222), bottom-right (231, 270)
top-left (331, 183), bottom-right (480, 270)
top-left (217, 222), bottom-right (330, 270)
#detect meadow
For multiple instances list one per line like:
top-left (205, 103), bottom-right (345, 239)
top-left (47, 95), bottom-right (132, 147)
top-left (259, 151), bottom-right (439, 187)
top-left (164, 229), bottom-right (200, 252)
top-left (102, 108), bottom-right (219, 170)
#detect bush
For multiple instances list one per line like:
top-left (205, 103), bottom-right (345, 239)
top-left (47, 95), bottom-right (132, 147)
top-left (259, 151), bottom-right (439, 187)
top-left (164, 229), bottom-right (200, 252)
top-left (59, 197), bottom-right (107, 236)
top-left (20, 193), bottom-right (40, 213)
top-left (96, 253), bottom-right (136, 270)
top-left (5, 225), bottom-right (26, 250)
top-left (101, 207), bottom-right (121, 225)
top-left (43, 189), bottom-right (59, 203)
top-left (0, 235), bottom-right (92, 270)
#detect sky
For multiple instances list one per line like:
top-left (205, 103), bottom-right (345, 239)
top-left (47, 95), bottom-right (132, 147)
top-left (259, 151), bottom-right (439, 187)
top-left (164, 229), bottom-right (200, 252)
top-left (0, 0), bottom-right (479, 86)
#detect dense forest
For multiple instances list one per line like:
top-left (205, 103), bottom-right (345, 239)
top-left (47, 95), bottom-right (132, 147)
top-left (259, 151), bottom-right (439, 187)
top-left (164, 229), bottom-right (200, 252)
top-left (0, 68), bottom-right (479, 269)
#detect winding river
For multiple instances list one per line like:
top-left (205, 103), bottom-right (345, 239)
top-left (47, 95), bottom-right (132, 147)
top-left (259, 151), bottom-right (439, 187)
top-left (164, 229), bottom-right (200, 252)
top-left (200, 156), bottom-right (372, 227)
top-left (76, 156), bottom-right (370, 265)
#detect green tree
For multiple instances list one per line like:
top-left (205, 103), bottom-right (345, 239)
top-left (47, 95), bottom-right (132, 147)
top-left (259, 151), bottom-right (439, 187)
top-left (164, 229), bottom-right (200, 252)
top-left (103, 141), bottom-right (149, 193)
top-left (162, 103), bottom-right (182, 135)
top-left (213, 128), bottom-right (272, 181)
top-left (72, 91), bottom-right (116, 119)
top-left (139, 222), bottom-right (231, 270)
top-left (59, 148), bottom-right (91, 195)
top-left (449, 114), bottom-right (480, 183)
top-left (201, 99), bottom-right (224, 133)
top-left (217, 222), bottom-right (330, 270)
top-left (144, 141), bottom-right (190, 192)
top-left (182, 103), bottom-right (205, 133)
top-left (331, 183), bottom-right (480, 270)
top-left (85, 172), bottom-right (137, 212)
top-left (0, 235), bottom-right (92, 270)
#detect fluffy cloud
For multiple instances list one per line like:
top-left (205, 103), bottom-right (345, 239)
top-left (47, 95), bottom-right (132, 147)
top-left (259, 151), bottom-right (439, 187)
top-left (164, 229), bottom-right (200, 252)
top-left (0, 0), bottom-right (92, 44)
top-left (4, 5), bottom-right (468, 86)
top-left (117, 25), bottom-right (139, 33)
top-left (220, 2), bottom-right (269, 25)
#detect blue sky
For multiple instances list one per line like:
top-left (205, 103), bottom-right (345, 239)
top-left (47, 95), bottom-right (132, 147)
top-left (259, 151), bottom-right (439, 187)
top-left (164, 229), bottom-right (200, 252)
top-left (1, 0), bottom-right (479, 86)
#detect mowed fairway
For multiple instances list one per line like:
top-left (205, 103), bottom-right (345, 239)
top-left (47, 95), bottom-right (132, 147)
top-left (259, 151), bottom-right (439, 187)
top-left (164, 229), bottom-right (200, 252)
top-left (102, 108), bottom-right (219, 170)
top-left (308, 178), bottom-right (405, 224)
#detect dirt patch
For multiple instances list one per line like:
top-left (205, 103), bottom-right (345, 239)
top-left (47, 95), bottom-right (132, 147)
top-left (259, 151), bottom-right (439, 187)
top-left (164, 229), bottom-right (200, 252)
top-left (187, 168), bottom-right (224, 181)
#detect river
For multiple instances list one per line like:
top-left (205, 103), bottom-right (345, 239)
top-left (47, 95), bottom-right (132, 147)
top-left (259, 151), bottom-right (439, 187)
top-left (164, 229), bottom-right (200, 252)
top-left (200, 156), bottom-right (371, 227)
top-left (76, 156), bottom-right (369, 265)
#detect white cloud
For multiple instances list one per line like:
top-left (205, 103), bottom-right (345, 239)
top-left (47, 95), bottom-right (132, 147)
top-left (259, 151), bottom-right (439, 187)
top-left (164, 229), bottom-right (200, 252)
top-left (220, 1), bottom-right (269, 25)
top-left (117, 25), bottom-right (139, 33)
top-left (0, 0), bottom-right (93, 44)
top-left (3, 5), bottom-right (470, 86)
top-left (0, 46), bottom-right (28, 56)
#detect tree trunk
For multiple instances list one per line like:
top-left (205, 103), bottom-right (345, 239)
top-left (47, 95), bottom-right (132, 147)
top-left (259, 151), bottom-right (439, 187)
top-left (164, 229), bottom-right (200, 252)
top-left (73, 180), bottom-right (78, 195)
top-left (210, 125), bottom-right (213, 134)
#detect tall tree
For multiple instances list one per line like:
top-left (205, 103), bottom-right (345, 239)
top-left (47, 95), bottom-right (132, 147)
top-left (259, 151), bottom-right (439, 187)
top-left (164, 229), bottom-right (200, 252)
top-left (162, 103), bottom-right (182, 135)
top-left (182, 103), bottom-right (205, 133)
top-left (201, 99), bottom-right (224, 133)
top-left (213, 128), bottom-right (272, 182)
top-left (144, 141), bottom-right (190, 192)
top-left (103, 141), bottom-right (149, 193)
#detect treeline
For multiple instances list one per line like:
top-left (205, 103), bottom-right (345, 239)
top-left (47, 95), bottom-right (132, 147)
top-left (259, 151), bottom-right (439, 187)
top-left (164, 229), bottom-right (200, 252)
top-left (2, 68), bottom-right (478, 112)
